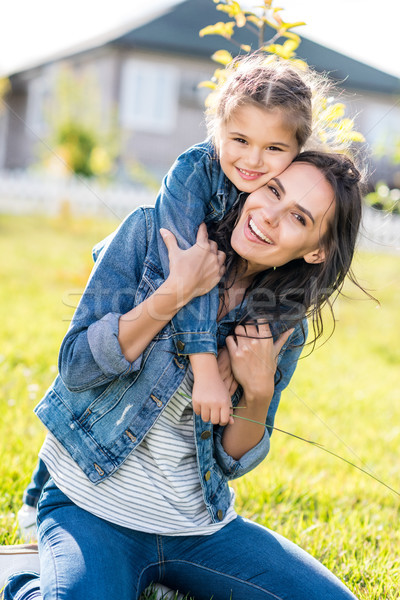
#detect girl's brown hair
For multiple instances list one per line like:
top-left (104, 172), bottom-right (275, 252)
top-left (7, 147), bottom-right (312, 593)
top-left (206, 54), bottom-right (330, 151)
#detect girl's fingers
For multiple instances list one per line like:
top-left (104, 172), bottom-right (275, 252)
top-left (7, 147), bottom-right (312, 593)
top-left (195, 222), bottom-right (209, 247)
top-left (159, 228), bottom-right (178, 255)
top-left (209, 240), bottom-right (218, 255)
top-left (217, 250), bottom-right (226, 265)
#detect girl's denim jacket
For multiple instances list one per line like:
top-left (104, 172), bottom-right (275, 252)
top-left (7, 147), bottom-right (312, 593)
top-left (35, 207), bottom-right (306, 524)
top-left (154, 139), bottom-right (242, 357)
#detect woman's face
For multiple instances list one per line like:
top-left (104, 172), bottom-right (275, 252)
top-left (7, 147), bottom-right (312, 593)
top-left (230, 162), bottom-right (336, 276)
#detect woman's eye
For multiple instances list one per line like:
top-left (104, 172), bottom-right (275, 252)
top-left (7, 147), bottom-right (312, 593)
top-left (268, 186), bottom-right (280, 199)
top-left (294, 213), bottom-right (306, 226)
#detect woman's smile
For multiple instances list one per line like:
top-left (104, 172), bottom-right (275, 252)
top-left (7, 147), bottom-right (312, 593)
top-left (246, 217), bottom-right (274, 245)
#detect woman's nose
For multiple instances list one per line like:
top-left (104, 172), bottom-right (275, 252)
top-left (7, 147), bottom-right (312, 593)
top-left (261, 204), bottom-right (281, 228)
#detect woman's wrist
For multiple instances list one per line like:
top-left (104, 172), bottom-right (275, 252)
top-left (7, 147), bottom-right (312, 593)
top-left (238, 374), bottom-right (274, 405)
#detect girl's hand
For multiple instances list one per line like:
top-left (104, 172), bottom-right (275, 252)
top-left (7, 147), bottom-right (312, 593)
top-left (191, 369), bottom-right (233, 426)
top-left (226, 323), bottom-right (294, 404)
top-left (217, 347), bottom-right (238, 396)
top-left (160, 224), bottom-right (225, 304)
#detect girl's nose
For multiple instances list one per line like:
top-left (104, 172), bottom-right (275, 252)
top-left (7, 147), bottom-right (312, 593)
top-left (247, 147), bottom-right (263, 169)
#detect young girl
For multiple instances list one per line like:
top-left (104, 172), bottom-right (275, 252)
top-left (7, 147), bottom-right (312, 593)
top-left (18, 53), bottom-right (326, 524)
top-left (153, 53), bottom-right (325, 425)
top-left (1, 150), bottom-right (363, 599)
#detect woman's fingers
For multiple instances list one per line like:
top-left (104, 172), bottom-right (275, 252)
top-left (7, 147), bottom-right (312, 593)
top-left (275, 328), bottom-right (295, 353)
top-left (225, 334), bottom-right (237, 354)
top-left (232, 322), bottom-right (294, 360)
top-left (235, 322), bottom-right (270, 339)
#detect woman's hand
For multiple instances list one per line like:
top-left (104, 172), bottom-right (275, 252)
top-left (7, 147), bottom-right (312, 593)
top-left (160, 223), bottom-right (225, 305)
top-left (221, 323), bottom-right (294, 460)
top-left (226, 323), bottom-right (294, 404)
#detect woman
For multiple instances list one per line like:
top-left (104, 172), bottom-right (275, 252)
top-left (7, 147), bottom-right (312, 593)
top-left (1, 152), bottom-right (363, 599)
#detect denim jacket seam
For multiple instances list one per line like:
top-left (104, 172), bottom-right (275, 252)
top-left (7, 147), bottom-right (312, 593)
top-left (60, 373), bottom-right (111, 393)
top-left (171, 330), bottom-right (217, 336)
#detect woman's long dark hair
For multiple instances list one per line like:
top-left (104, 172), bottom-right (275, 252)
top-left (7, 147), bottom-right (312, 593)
top-left (209, 151), bottom-right (368, 347)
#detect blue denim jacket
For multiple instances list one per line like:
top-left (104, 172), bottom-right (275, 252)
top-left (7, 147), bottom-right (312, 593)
top-left (35, 207), bottom-right (306, 524)
top-left (154, 139), bottom-right (239, 357)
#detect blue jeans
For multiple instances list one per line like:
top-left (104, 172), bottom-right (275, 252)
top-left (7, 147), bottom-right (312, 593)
top-left (4, 479), bottom-right (357, 600)
top-left (22, 459), bottom-right (50, 508)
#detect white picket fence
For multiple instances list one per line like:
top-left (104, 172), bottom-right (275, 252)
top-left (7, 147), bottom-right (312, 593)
top-left (0, 170), bottom-right (154, 221)
top-left (358, 205), bottom-right (400, 253)
top-left (0, 170), bottom-right (399, 253)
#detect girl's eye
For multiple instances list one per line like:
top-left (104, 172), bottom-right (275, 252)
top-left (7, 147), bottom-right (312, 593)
top-left (293, 213), bottom-right (306, 226)
top-left (234, 137), bottom-right (247, 144)
top-left (266, 145), bottom-right (282, 152)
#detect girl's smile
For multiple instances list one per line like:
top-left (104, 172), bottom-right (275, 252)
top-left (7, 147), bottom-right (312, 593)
top-left (231, 162), bottom-right (336, 275)
top-left (236, 167), bottom-right (265, 182)
top-left (218, 104), bottom-right (299, 193)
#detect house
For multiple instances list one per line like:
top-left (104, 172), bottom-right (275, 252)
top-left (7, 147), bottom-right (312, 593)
top-left (1, 0), bottom-right (400, 186)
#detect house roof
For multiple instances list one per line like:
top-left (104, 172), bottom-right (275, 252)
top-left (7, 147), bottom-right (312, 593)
top-left (9, 0), bottom-right (400, 95)
top-left (111, 0), bottom-right (400, 94)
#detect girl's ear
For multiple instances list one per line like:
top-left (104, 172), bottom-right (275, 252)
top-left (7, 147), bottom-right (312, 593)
top-left (303, 247), bottom-right (326, 264)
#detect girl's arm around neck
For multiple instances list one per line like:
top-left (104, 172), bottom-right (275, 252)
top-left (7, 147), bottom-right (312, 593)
top-left (119, 278), bottom-right (190, 363)
top-left (119, 225), bottom-right (225, 363)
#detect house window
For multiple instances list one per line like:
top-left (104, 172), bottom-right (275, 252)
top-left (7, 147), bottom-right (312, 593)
top-left (120, 59), bottom-right (179, 134)
top-left (26, 76), bottom-right (49, 133)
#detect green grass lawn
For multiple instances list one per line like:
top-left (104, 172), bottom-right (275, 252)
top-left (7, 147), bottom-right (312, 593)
top-left (0, 213), bottom-right (399, 599)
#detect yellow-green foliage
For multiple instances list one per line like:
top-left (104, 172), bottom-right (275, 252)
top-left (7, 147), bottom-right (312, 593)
top-left (199, 0), bottom-right (364, 151)
top-left (0, 78), bottom-right (10, 112)
top-left (41, 66), bottom-right (119, 178)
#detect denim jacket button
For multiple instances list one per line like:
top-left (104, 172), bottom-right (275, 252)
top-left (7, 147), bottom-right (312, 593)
top-left (204, 470), bottom-right (211, 481)
top-left (200, 431), bottom-right (211, 440)
top-left (176, 340), bottom-right (185, 352)
top-left (217, 509), bottom-right (224, 520)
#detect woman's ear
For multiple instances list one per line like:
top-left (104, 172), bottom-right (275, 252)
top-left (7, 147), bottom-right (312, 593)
top-left (303, 247), bottom-right (326, 264)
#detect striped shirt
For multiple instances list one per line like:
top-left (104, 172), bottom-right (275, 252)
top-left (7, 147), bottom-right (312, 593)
top-left (40, 368), bottom-right (237, 535)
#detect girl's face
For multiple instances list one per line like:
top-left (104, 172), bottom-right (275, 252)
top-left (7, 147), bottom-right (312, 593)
top-left (218, 104), bottom-right (299, 194)
top-left (230, 162), bottom-right (336, 276)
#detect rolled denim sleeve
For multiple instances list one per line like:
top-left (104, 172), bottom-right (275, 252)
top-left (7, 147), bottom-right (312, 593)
top-left (58, 208), bottom-right (149, 392)
top-left (87, 313), bottom-right (142, 378)
top-left (154, 144), bottom-right (223, 357)
top-left (214, 427), bottom-right (270, 480)
top-left (214, 320), bottom-right (308, 480)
